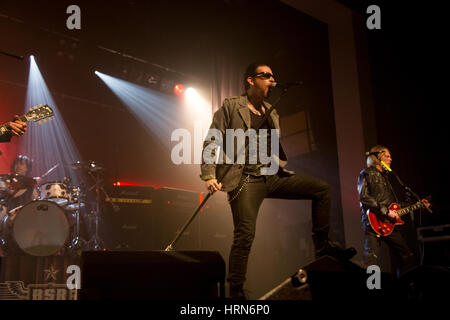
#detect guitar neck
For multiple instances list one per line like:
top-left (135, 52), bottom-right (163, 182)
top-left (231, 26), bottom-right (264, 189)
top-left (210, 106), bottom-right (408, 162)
top-left (0, 115), bottom-right (29, 135)
top-left (398, 202), bottom-right (423, 217)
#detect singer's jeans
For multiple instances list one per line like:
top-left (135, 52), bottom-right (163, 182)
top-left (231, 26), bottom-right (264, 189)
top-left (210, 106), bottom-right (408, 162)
top-left (227, 173), bottom-right (331, 287)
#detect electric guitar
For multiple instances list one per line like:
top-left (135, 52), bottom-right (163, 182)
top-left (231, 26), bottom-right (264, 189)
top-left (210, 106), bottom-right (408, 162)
top-left (368, 198), bottom-right (431, 236)
top-left (0, 104), bottom-right (54, 136)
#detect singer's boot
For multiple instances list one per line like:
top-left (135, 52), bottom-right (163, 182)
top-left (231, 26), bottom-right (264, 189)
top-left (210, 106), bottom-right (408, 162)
top-left (313, 231), bottom-right (356, 261)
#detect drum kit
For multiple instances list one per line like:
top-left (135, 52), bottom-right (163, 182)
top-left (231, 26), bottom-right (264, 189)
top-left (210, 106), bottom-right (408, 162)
top-left (0, 160), bottom-right (108, 257)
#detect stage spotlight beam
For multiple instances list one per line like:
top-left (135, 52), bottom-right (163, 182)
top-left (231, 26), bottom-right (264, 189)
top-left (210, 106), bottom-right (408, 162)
top-left (95, 71), bottom-right (184, 148)
top-left (21, 55), bottom-right (82, 184)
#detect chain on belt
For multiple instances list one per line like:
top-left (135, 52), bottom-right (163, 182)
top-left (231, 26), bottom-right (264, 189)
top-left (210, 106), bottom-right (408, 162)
top-left (227, 174), bottom-right (250, 203)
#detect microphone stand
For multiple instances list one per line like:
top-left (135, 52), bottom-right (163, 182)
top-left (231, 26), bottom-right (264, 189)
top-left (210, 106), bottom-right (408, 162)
top-left (381, 161), bottom-right (432, 214)
top-left (381, 161), bottom-right (432, 265)
top-left (0, 50), bottom-right (24, 60)
top-left (165, 87), bottom-right (291, 251)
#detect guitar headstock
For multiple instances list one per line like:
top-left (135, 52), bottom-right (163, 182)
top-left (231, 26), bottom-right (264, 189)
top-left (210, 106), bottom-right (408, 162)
top-left (25, 104), bottom-right (54, 124)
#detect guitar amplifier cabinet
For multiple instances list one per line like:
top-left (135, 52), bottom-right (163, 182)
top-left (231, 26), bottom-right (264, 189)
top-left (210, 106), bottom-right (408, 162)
top-left (152, 188), bottom-right (201, 250)
top-left (102, 186), bottom-right (155, 250)
top-left (417, 224), bottom-right (450, 266)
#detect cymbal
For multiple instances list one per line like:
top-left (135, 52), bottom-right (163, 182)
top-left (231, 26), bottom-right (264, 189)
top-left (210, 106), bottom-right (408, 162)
top-left (71, 161), bottom-right (103, 172)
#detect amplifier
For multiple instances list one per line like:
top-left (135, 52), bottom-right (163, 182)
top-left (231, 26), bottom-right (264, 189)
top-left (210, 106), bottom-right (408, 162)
top-left (107, 185), bottom-right (154, 205)
top-left (154, 187), bottom-right (200, 209)
top-left (102, 186), bottom-right (155, 251)
top-left (417, 224), bottom-right (450, 242)
top-left (152, 188), bottom-right (201, 250)
top-left (417, 224), bottom-right (450, 266)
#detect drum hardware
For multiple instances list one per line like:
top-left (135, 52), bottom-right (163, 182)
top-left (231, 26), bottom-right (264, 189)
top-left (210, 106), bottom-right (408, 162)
top-left (85, 168), bottom-right (107, 251)
top-left (33, 163), bottom-right (59, 183)
top-left (70, 160), bottom-right (106, 251)
top-left (67, 185), bottom-right (87, 254)
top-left (71, 160), bottom-right (103, 173)
top-left (1, 160), bottom-right (108, 256)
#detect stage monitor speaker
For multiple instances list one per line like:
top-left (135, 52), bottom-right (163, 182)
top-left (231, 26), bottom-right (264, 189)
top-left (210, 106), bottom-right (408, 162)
top-left (80, 250), bottom-right (225, 300)
top-left (259, 268), bottom-right (312, 300)
top-left (260, 255), bottom-right (398, 300)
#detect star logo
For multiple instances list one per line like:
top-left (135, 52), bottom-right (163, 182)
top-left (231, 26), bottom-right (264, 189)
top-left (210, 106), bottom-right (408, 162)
top-left (44, 265), bottom-right (59, 282)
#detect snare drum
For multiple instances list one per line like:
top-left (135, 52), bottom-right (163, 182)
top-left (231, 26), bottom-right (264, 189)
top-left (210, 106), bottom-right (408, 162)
top-left (0, 200), bottom-right (70, 256)
top-left (39, 181), bottom-right (71, 206)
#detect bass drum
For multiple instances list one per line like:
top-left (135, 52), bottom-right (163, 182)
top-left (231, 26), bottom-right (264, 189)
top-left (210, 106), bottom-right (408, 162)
top-left (0, 200), bottom-right (70, 256)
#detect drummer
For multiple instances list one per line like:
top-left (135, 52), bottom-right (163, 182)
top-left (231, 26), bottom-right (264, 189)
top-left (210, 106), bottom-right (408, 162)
top-left (5, 155), bottom-right (38, 213)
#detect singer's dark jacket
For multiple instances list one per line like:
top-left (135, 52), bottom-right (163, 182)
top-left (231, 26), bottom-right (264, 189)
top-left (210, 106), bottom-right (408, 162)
top-left (357, 166), bottom-right (404, 231)
top-left (200, 94), bottom-right (294, 192)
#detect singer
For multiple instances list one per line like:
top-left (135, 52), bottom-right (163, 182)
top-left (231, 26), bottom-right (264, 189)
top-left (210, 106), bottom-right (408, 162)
top-left (357, 145), bottom-right (430, 274)
top-left (200, 62), bottom-right (353, 299)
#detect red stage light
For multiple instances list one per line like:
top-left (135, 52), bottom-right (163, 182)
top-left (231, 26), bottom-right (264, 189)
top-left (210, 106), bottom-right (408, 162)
top-left (174, 83), bottom-right (185, 96)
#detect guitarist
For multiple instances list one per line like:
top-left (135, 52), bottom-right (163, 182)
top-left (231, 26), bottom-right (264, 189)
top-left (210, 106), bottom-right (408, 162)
top-left (0, 115), bottom-right (28, 143)
top-left (357, 145), bottom-right (430, 274)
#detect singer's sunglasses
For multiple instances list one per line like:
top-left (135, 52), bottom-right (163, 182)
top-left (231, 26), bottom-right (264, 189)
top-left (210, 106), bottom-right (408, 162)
top-left (251, 71), bottom-right (275, 80)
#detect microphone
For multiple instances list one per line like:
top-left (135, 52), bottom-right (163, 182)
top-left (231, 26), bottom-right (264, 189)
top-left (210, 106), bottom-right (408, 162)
top-left (271, 81), bottom-right (303, 89)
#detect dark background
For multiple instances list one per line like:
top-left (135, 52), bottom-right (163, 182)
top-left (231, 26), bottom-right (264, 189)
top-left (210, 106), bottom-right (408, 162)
top-left (343, 0), bottom-right (448, 228)
top-left (340, 0), bottom-right (449, 261)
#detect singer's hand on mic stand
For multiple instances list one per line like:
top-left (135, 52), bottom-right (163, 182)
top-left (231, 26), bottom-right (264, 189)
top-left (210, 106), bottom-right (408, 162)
top-left (205, 179), bottom-right (222, 194)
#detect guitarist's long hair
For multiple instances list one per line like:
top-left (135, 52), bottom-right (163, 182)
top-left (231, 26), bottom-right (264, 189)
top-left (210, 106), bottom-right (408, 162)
top-left (366, 145), bottom-right (388, 167)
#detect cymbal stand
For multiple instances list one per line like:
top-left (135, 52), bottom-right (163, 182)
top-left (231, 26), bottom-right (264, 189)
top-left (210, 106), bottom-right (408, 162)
top-left (68, 185), bottom-right (87, 254)
top-left (86, 171), bottom-right (106, 251)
